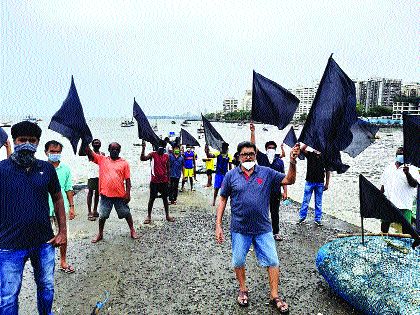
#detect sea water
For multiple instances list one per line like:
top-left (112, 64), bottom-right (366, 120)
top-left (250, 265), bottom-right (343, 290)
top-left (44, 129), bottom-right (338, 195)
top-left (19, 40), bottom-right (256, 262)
top-left (0, 119), bottom-right (404, 232)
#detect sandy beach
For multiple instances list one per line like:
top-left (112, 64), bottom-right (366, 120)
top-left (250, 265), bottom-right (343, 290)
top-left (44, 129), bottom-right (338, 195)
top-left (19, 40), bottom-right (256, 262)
top-left (16, 177), bottom-right (363, 315)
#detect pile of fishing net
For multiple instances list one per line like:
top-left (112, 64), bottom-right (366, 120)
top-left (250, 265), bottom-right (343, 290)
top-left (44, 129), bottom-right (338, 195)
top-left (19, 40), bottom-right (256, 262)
top-left (316, 236), bottom-right (420, 315)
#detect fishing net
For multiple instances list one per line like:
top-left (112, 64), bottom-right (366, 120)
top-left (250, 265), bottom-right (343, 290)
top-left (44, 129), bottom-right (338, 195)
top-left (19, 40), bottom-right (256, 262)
top-left (316, 236), bottom-right (420, 315)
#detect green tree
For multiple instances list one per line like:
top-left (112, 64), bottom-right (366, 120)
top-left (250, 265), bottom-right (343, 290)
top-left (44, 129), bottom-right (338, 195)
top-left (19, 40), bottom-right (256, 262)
top-left (356, 102), bottom-right (366, 117)
top-left (298, 113), bottom-right (308, 123)
top-left (367, 106), bottom-right (393, 117)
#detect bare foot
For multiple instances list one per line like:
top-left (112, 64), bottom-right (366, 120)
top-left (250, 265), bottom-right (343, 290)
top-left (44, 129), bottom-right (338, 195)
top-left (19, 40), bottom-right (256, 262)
top-left (131, 230), bottom-right (139, 239)
top-left (91, 234), bottom-right (103, 243)
top-left (166, 216), bottom-right (175, 222)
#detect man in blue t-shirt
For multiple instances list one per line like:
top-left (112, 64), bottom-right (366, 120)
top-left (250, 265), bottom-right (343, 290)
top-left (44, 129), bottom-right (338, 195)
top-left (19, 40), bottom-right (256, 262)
top-left (0, 121), bottom-right (67, 314)
top-left (250, 122), bottom-right (287, 241)
top-left (215, 141), bottom-right (300, 313)
top-left (168, 144), bottom-right (184, 205)
top-left (180, 145), bottom-right (196, 191)
top-left (205, 142), bottom-right (232, 206)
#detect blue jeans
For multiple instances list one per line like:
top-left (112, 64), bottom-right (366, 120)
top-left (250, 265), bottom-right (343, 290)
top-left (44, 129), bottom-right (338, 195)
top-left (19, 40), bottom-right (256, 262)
top-left (299, 181), bottom-right (324, 222)
top-left (0, 243), bottom-right (55, 315)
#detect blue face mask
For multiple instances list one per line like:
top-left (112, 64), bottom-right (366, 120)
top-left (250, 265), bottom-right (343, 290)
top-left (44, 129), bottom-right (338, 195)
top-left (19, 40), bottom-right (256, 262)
top-left (14, 142), bottom-right (38, 153)
top-left (395, 155), bottom-right (404, 164)
top-left (48, 153), bottom-right (61, 162)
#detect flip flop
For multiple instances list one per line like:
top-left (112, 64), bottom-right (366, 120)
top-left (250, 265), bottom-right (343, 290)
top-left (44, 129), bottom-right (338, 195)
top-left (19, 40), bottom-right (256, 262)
top-left (269, 297), bottom-right (289, 314)
top-left (59, 265), bottom-right (75, 274)
top-left (237, 290), bottom-right (249, 307)
top-left (143, 218), bottom-right (152, 224)
top-left (88, 216), bottom-right (97, 221)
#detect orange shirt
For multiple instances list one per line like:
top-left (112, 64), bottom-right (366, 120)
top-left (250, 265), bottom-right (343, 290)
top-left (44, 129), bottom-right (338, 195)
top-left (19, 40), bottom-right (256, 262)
top-left (92, 152), bottom-right (130, 198)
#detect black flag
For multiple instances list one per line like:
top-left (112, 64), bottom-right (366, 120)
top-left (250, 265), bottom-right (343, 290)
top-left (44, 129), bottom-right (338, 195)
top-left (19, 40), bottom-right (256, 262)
top-left (0, 127), bottom-right (7, 148)
top-left (133, 98), bottom-right (160, 147)
top-left (298, 55), bottom-right (357, 173)
top-left (202, 114), bottom-right (225, 151)
top-left (181, 128), bottom-right (200, 147)
top-left (283, 126), bottom-right (304, 160)
top-left (49, 76), bottom-right (93, 155)
top-left (343, 119), bottom-right (379, 158)
top-left (252, 71), bottom-right (300, 130)
top-left (359, 174), bottom-right (420, 248)
top-left (403, 114), bottom-right (420, 168)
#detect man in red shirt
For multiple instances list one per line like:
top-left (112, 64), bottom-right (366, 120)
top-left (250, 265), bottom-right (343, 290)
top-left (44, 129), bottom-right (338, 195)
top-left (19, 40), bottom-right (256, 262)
top-left (86, 142), bottom-right (139, 243)
top-left (141, 139), bottom-right (175, 224)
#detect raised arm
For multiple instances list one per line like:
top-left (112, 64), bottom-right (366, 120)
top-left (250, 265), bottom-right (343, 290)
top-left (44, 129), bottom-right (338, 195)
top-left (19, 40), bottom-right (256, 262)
top-left (280, 143), bottom-right (285, 158)
top-left (250, 122), bottom-right (256, 145)
top-left (281, 144), bottom-right (300, 185)
top-left (205, 144), bottom-right (216, 158)
top-left (140, 140), bottom-right (153, 161)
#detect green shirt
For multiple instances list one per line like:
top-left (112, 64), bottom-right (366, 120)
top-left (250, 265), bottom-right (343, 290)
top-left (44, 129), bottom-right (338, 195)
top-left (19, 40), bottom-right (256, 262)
top-left (48, 163), bottom-right (73, 216)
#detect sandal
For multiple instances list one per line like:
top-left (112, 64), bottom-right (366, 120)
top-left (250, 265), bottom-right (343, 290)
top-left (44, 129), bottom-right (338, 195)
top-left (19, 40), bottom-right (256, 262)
top-left (274, 234), bottom-right (282, 241)
top-left (88, 215), bottom-right (97, 221)
top-left (237, 290), bottom-right (249, 307)
top-left (269, 297), bottom-right (289, 314)
top-left (143, 218), bottom-right (152, 224)
top-left (59, 264), bottom-right (75, 274)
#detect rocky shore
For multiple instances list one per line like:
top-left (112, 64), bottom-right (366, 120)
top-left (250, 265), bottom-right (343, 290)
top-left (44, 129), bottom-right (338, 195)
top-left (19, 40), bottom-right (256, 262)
top-left (19, 183), bottom-right (361, 314)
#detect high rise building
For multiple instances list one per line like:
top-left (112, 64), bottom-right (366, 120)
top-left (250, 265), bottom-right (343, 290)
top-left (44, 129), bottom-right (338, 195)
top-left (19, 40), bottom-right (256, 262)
top-left (291, 82), bottom-right (319, 120)
top-left (359, 78), bottom-right (401, 111)
top-left (241, 90), bottom-right (252, 111)
top-left (392, 82), bottom-right (420, 120)
top-left (223, 97), bottom-right (239, 114)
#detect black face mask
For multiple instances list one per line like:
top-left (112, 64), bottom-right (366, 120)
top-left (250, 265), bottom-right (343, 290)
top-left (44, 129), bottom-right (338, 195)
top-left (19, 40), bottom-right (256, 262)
top-left (92, 145), bottom-right (101, 151)
top-left (109, 150), bottom-right (120, 160)
top-left (157, 147), bottom-right (165, 155)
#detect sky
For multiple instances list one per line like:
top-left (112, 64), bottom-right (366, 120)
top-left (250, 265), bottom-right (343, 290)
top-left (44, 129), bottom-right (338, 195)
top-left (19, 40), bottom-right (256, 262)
top-left (1, 0), bottom-right (419, 118)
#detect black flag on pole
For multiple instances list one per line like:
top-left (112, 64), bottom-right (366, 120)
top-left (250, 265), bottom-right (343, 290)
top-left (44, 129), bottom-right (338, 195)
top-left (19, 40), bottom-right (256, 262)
top-left (202, 114), bottom-right (225, 151)
top-left (0, 127), bottom-right (7, 148)
top-left (298, 55), bottom-right (357, 173)
top-left (49, 76), bottom-right (93, 155)
top-left (343, 119), bottom-right (379, 158)
top-left (181, 128), bottom-right (200, 147)
top-left (251, 71), bottom-right (300, 130)
top-left (403, 114), bottom-right (420, 168)
top-left (133, 98), bottom-right (160, 147)
top-left (359, 174), bottom-right (420, 248)
top-left (282, 126), bottom-right (304, 160)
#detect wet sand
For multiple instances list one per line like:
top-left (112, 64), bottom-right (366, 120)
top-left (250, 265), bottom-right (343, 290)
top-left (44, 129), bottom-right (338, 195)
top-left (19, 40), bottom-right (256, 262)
top-left (18, 181), bottom-right (361, 314)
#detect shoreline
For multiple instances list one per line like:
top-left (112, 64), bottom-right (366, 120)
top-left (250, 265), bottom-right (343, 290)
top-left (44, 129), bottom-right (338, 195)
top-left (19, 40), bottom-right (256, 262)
top-left (18, 183), bottom-right (361, 314)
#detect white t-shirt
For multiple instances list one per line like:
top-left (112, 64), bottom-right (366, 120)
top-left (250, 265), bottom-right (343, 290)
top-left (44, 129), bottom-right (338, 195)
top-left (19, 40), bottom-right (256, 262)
top-left (380, 163), bottom-right (419, 210)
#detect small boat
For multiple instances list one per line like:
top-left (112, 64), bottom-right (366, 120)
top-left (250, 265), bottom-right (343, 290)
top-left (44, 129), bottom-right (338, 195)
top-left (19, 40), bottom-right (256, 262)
top-left (180, 120), bottom-right (191, 127)
top-left (262, 126), bottom-right (268, 131)
top-left (121, 119), bottom-right (135, 127)
top-left (171, 120), bottom-right (176, 124)
top-left (152, 121), bottom-right (158, 132)
top-left (197, 124), bottom-right (204, 133)
top-left (23, 115), bottom-right (38, 124)
top-left (0, 121), bottom-right (12, 127)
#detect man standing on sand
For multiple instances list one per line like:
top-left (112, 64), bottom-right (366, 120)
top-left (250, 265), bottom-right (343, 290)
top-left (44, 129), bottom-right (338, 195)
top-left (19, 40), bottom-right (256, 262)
top-left (202, 144), bottom-right (215, 188)
top-left (250, 122), bottom-right (287, 241)
top-left (380, 147), bottom-right (419, 234)
top-left (297, 144), bottom-right (330, 226)
top-left (205, 142), bottom-right (232, 206)
top-left (216, 141), bottom-right (300, 313)
top-left (45, 140), bottom-right (76, 274)
top-left (87, 139), bottom-right (104, 221)
top-left (181, 145), bottom-right (196, 191)
top-left (0, 121), bottom-right (67, 314)
top-left (168, 144), bottom-right (184, 205)
top-left (141, 139), bottom-right (175, 224)
top-left (86, 142), bottom-right (139, 243)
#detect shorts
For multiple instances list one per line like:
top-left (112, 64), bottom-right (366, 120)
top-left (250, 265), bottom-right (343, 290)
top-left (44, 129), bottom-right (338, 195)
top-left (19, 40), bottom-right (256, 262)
top-left (99, 195), bottom-right (131, 220)
top-left (150, 182), bottom-right (169, 199)
top-left (206, 169), bottom-right (214, 176)
top-left (183, 168), bottom-right (194, 178)
top-left (231, 231), bottom-right (279, 268)
top-left (87, 177), bottom-right (99, 191)
top-left (214, 173), bottom-right (225, 189)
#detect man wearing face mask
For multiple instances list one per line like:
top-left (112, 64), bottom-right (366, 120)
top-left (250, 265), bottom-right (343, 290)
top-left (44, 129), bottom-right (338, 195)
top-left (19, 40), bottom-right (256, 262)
top-left (141, 139), bottom-right (175, 224)
top-left (45, 140), bottom-right (75, 274)
top-left (250, 123), bottom-right (286, 241)
top-left (181, 145), bottom-right (197, 191)
top-left (0, 121), bottom-right (67, 314)
top-left (86, 142), bottom-right (139, 243)
top-left (380, 147), bottom-right (419, 234)
top-left (86, 139), bottom-right (104, 221)
top-left (215, 141), bottom-right (300, 312)
top-left (205, 142), bottom-right (232, 206)
top-left (168, 144), bottom-right (184, 205)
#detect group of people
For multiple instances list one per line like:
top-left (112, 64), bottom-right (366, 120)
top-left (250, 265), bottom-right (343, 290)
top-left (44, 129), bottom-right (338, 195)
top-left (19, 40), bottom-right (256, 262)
top-left (0, 120), bottom-right (418, 314)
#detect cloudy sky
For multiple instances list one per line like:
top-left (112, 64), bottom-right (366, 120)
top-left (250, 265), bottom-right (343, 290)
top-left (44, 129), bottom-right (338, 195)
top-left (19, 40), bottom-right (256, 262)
top-left (1, 0), bottom-right (418, 118)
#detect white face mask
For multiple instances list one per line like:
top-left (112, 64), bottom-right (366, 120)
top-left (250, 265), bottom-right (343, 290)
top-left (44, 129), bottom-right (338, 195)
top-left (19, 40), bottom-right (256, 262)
top-left (266, 149), bottom-right (276, 163)
top-left (241, 161), bottom-right (256, 171)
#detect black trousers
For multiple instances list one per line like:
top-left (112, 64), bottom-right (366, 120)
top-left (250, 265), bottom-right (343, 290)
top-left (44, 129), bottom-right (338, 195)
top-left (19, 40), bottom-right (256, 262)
top-left (270, 192), bottom-right (281, 235)
top-left (169, 177), bottom-right (180, 201)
